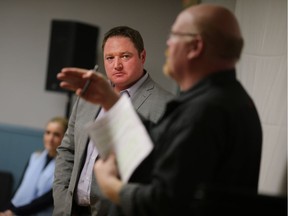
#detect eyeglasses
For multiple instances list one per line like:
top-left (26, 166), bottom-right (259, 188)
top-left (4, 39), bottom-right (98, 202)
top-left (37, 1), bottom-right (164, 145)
top-left (168, 31), bottom-right (198, 40)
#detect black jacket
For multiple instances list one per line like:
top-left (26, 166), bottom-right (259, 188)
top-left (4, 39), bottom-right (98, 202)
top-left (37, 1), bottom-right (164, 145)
top-left (118, 69), bottom-right (262, 216)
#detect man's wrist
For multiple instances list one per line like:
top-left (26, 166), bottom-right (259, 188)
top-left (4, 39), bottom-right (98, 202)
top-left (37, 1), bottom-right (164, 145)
top-left (107, 178), bottom-right (123, 204)
top-left (102, 94), bottom-right (120, 111)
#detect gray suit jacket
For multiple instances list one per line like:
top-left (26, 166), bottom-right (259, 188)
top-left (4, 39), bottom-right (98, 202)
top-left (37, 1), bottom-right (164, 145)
top-left (53, 75), bottom-right (174, 216)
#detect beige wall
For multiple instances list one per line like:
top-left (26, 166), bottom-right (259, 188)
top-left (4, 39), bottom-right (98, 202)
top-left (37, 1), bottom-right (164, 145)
top-left (0, 0), bottom-right (182, 129)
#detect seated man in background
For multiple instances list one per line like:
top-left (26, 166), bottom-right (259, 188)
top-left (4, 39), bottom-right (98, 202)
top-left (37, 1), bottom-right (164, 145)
top-left (0, 116), bottom-right (68, 216)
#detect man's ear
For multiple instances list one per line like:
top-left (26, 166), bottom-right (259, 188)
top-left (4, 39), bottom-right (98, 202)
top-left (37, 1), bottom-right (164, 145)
top-left (140, 49), bottom-right (146, 63)
top-left (187, 37), bottom-right (203, 59)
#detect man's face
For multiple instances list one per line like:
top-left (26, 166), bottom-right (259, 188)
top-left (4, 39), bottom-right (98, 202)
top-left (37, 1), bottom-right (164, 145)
top-left (103, 36), bottom-right (146, 91)
top-left (162, 48), bottom-right (176, 80)
top-left (163, 37), bottom-right (189, 82)
top-left (163, 11), bottom-right (194, 81)
top-left (163, 21), bottom-right (186, 80)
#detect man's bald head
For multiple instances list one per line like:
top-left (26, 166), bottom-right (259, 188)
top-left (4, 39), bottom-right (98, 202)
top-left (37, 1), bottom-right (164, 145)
top-left (180, 4), bottom-right (244, 61)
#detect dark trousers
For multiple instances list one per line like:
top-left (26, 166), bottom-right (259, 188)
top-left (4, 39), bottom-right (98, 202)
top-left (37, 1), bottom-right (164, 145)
top-left (72, 204), bottom-right (91, 216)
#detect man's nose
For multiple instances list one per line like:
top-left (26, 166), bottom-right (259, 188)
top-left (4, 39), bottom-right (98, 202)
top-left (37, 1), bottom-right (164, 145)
top-left (114, 57), bottom-right (123, 69)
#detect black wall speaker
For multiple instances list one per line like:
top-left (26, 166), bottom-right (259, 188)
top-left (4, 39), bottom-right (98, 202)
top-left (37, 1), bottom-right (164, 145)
top-left (45, 20), bottom-right (99, 93)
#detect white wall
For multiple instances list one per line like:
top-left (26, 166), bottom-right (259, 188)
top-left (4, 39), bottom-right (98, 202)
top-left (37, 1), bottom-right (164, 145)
top-left (236, 0), bottom-right (287, 197)
top-left (0, 0), bottom-right (181, 129)
top-left (202, 0), bottom-right (287, 196)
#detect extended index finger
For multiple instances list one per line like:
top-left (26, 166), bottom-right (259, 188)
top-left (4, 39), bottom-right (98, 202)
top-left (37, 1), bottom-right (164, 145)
top-left (60, 67), bottom-right (89, 77)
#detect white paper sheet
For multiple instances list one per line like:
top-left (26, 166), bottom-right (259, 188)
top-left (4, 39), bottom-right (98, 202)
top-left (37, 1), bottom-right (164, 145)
top-left (85, 94), bottom-right (153, 183)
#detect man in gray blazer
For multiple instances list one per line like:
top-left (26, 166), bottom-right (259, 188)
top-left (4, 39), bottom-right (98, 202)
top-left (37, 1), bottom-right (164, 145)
top-left (53, 26), bottom-right (174, 216)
